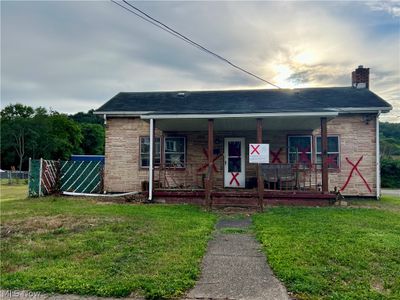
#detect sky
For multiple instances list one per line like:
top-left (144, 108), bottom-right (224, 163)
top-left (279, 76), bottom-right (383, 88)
top-left (1, 0), bottom-right (400, 122)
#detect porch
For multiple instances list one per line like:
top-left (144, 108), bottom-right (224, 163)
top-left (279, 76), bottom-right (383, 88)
top-left (142, 112), bottom-right (338, 208)
top-left (151, 162), bottom-right (336, 206)
top-left (153, 189), bottom-right (336, 207)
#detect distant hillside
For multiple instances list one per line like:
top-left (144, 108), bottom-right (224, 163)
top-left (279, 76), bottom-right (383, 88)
top-left (380, 122), bottom-right (400, 188)
top-left (380, 122), bottom-right (400, 158)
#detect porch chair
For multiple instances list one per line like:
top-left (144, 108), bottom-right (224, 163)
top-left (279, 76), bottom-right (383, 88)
top-left (276, 164), bottom-right (296, 190)
top-left (261, 164), bottom-right (279, 190)
top-left (293, 164), bottom-right (313, 190)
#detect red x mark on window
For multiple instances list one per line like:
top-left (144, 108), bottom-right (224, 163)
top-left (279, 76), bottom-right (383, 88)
top-left (250, 144), bottom-right (260, 155)
top-left (197, 148), bottom-right (222, 173)
top-left (229, 172), bottom-right (240, 186)
top-left (270, 148), bottom-right (282, 163)
top-left (340, 156), bottom-right (372, 193)
top-left (295, 146), bottom-right (313, 169)
top-left (326, 154), bottom-right (338, 168)
top-left (299, 147), bottom-right (311, 164)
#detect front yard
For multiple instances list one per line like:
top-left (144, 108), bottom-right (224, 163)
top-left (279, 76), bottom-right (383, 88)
top-left (0, 187), bottom-right (216, 299)
top-left (253, 196), bottom-right (400, 300)
top-left (1, 183), bottom-right (399, 299)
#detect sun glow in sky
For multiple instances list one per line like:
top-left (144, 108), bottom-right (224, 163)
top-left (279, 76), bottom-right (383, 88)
top-left (1, 1), bottom-right (399, 122)
top-left (293, 51), bottom-right (317, 65)
top-left (270, 50), bottom-right (321, 88)
top-left (272, 64), bottom-right (296, 89)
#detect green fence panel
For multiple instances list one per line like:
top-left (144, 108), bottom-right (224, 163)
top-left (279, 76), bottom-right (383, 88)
top-left (28, 159), bottom-right (103, 196)
top-left (28, 159), bottom-right (41, 197)
top-left (60, 161), bottom-right (103, 193)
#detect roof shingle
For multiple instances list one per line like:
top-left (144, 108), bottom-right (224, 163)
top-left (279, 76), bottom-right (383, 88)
top-left (96, 87), bottom-right (392, 114)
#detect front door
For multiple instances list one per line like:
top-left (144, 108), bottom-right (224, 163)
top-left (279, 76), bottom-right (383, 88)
top-left (224, 138), bottom-right (245, 188)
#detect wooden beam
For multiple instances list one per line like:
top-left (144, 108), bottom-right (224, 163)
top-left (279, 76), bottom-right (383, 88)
top-left (208, 119), bottom-right (214, 169)
top-left (205, 119), bottom-right (214, 208)
top-left (257, 118), bottom-right (264, 211)
top-left (321, 117), bottom-right (329, 193)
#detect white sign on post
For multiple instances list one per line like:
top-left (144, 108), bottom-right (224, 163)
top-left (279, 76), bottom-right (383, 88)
top-left (249, 144), bottom-right (269, 163)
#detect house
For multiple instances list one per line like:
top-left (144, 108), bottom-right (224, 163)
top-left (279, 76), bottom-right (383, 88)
top-left (94, 66), bottom-right (392, 206)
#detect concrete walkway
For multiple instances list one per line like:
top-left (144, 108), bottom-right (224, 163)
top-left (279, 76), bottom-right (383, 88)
top-left (185, 218), bottom-right (288, 300)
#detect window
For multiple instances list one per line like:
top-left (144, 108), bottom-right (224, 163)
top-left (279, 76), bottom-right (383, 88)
top-left (316, 136), bottom-right (340, 169)
top-left (164, 137), bottom-right (186, 168)
top-left (288, 136), bottom-right (312, 166)
top-left (140, 137), bottom-right (161, 168)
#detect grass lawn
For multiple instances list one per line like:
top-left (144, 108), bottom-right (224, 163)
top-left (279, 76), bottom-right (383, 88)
top-left (0, 188), bottom-right (216, 299)
top-left (253, 195), bottom-right (400, 300)
top-left (350, 195), bottom-right (400, 212)
top-left (0, 182), bottom-right (28, 202)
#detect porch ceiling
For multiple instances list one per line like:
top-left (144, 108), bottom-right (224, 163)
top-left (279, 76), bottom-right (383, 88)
top-left (149, 116), bottom-right (335, 132)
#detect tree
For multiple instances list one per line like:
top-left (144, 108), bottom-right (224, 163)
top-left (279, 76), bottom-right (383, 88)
top-left (380, 122), bottom-right (400, 140)
top-left (70, 109), bottom-right (105, 155)
top-left (80, 123), bottom-right (105, 155)
top-left (380, 122), bottom-right (400, 158)
top-left (381, 157), bottom-right (400, 188)
top-left (1, 104), bottom-right (36, 170)
top-left (1, 104), bottom-right (106, 170)
top-left (34, 106), bottom-right (49, 117)
top-left (47, 113), bottom-right (83, 160)
top-left (1, 117), bottom-right (33, 171)
top-left (70, 109), bottom-right (103, 125)
top-left (0, 103), bottom-right (34, 120)
top-left (1, 105), bottom-right (84, 169)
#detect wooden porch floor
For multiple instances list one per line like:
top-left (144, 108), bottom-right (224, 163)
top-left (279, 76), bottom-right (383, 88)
top-left (153, 189), bottom-right (336, 207)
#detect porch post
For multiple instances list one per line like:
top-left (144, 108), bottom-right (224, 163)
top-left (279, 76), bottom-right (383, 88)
top-left (257, 118), bottom-right (264, 210)
top-left (205, 119), bottom-right (214, 208)
top-left (321, 117), bottom-right (329, 193)
top-left (148, 118), bottom-right (155, 201)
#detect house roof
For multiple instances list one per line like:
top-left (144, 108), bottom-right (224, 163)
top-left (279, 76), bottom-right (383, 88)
top-left (95, 87), bottom-right (392, 116)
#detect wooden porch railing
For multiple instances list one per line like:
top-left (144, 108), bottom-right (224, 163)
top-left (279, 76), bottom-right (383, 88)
top-left (204, 164), bottom-right (213, 208)
top-left (156, 163), bottom-right (206, 190)
top-left (261, 163), bottom-right (323, 192)
top-left (155, 162), bottom-right (323, 192)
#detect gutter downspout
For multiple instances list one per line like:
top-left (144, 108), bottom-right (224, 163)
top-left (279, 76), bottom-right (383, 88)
top-left (148, 118), bottom-right (154, 201)
top-left (103, 114), bottom-right (107, 194)
top-left (376, 111), bottom-right (381, 199)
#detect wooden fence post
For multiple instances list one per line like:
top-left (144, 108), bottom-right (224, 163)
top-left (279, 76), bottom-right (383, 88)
top-left (257, 118), bottom-right (264, 211)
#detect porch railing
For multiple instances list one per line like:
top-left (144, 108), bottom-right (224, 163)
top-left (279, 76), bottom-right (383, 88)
top-left (261, 163), bottom-right (323, 192)
top-left (155, 163), bottom-right (206, 190)
top-left (155, 162), bottom-right (323, 192)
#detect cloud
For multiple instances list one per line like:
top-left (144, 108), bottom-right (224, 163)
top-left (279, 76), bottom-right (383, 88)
top-left (366, 1), bottom-right (400, 17)
top-left (1, 1), bottom-right (399, 122)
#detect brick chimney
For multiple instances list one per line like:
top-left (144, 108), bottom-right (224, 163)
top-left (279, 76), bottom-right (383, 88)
top-left (352, 65), bottom-right (369, 89)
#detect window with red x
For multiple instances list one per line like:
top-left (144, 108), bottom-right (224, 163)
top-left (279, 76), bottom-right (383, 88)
top-left (316, 136), bottom-right (340, 169)
top-left (288, 135), bottom-right (312, 166)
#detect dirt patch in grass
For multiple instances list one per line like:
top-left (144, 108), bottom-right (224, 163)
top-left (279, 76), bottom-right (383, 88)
top-left (214, 207), bottom-right (258, 219)
top-left (62, 194), bottom-right (147, 205)
top-left (371, 280), bottom-right (386, 293)
top-left (0, 215), bottom-right (124, 238)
